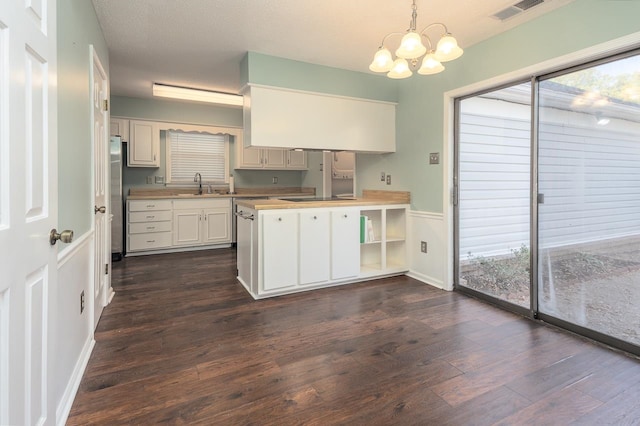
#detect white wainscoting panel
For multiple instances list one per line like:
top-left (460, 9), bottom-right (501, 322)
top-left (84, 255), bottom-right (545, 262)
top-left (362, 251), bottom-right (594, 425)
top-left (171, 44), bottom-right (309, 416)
top-left (55, 230), bottom-right (94, 425)
top-left (407, 211), bottom-right (450, 290)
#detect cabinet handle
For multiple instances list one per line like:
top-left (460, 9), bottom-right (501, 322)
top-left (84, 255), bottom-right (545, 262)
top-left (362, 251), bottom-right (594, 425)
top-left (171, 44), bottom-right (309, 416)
top-left (146, 240), bottom-right (155, 243)
top-left (343, 214), bottom-right (348, 218)
top-left (147, 226), bottom-right (155, 230)
top-left (146, 204), bottom-right (155, 208)
top-left (278, 217), bottom-right (282, 221)
top-left (313, 215), bottom-right (317, 220)
top-left (146, 215), bottom-right (155, 219)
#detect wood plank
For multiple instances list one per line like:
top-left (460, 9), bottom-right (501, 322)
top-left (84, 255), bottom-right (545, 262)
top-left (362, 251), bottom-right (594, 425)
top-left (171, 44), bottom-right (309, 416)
top-left (66, 248), bottom-right (640, 424)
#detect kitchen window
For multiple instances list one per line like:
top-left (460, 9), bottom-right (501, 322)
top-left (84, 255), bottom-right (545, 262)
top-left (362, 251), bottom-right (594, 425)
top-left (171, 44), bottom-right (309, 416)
top-left (166, 130), bottom-right (229, 184)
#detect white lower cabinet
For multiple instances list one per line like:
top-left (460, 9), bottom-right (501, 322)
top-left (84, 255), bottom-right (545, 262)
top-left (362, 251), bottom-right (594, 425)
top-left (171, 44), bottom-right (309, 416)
top-left (262, 210), bottom-right (298, 291)
top-left (173, 199), bottom-right (232, 247)
top-left (299, 211), bottom-right (330, 285)
top-left (238, 204), bottom-right (405, 299)
top-left (331, 209), bottom-right (360, 280)
top-left (127, 198), bottom-right (231, 255)
top-left (127, 200), bottom-right (173, 252)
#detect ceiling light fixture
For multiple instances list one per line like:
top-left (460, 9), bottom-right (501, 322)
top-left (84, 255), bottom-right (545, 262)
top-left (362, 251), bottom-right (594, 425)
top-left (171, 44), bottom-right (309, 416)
top-left (369, 0), bottom-right (463, 79)
top-left (152, 83), bottom-right (243, 106)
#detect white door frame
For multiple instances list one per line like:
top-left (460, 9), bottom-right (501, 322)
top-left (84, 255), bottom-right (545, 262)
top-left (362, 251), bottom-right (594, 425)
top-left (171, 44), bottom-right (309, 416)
top-left (90, 45), bottom-right (112, 329)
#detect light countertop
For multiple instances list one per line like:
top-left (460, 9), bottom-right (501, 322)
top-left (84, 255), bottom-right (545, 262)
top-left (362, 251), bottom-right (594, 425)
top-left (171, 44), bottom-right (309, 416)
top-left (235, 198), bottom-right (408, 210)
top-left (127, 187), bottom-right (315, 200)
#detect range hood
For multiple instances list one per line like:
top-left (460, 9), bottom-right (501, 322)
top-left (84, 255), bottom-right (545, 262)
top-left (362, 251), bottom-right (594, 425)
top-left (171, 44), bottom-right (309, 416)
top-left (243, 85), bottom-right (397, 153)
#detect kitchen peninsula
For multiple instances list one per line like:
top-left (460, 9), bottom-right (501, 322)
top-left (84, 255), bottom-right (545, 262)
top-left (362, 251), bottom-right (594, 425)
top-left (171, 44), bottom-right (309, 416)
top-left (236, 190), bottom-right (410, 299)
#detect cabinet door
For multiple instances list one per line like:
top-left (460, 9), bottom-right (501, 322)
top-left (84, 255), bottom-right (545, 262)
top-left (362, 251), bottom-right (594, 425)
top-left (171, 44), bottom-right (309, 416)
top-left (237, 146), bottom-right (263, 169)
top-left (299, 210), bottom-right (330, 285)
top-left (262, 211), bottom-right (298, 291)
top-left (128, 120), bottom-right (159, 167)
top-left (287, 150), bottom-right (308, 170)
top-left (173, 209), bottom-right (202, 246)
top-left (331, 209), bottom-right (360, 279)
top-left (203, 208), bottom-right (231, 244)
top-left (263, 149), bottom-right (286, 169)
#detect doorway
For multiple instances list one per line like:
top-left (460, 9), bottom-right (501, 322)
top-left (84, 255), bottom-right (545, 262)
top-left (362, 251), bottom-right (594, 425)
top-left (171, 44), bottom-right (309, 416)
top-left (322, 151), bottom-right (355, 198)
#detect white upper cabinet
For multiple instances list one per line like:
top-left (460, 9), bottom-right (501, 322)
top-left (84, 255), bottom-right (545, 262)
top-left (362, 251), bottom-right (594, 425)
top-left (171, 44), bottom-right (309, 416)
top-left (110, 117), bottom-right (129, 141)
top-left (235, 144), bottom-right (307, 170)
top-left (128, 120), bottom-right (160, 167)
top-left (243, 84), bottom-right (396, 153)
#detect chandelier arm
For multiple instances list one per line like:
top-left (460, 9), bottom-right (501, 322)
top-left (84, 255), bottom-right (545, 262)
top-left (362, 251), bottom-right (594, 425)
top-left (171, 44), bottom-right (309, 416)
top-left (418, 22), bottom-right (450, 37)
top-left (379, 31), bottom-right (407, 48)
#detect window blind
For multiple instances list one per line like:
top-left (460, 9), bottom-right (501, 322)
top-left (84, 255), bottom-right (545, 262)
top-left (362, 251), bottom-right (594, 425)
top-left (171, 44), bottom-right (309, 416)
top-left (167, 131), bottom-right (227, 183)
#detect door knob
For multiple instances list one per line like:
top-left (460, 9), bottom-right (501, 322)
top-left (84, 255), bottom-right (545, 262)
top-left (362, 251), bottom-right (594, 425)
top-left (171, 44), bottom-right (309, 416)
top-left (50, 229), bottom-right (74, 245)
top-left (95, 205), bottom-right (106, 214)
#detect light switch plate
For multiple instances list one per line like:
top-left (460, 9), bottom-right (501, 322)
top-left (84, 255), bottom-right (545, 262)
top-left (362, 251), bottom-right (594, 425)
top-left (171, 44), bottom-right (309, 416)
top-left (146, 176), bottom-right (153, 184)
top-left (429, 153), bottom-right (440, 164)
top-left (381, 172), bottom-right (385, 181)
top-left (155, 176), bottom-right (164, 184)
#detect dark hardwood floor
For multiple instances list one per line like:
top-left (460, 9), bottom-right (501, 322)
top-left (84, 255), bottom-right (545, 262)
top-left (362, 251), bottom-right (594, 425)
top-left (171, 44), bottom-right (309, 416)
top-left (67, 249), bottom-right (640, 425)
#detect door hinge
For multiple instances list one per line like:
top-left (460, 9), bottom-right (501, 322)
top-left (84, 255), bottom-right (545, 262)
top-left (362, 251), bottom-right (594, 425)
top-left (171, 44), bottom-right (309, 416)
top-left (103, 99), bottom-right (109, 111)
top-left (105, 263), bottom-right (109, 275)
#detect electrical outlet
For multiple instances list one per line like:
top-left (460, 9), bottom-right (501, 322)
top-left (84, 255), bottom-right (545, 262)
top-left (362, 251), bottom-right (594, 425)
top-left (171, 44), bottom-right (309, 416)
top-left (386, 174), bottom-right (391, 185)
top-left (429, 152), bottom-right (440, 164)
top-left (155, 176), bottom-right (164, 184)
top-left (80, 290), bottom-right (85, 314)
top-left (272, 176), bottom-right (278, 184)
top-left (421, 241), bottom-right (428, 253)
top-left (146, 176), bottom-right (153, 184)
top-left (381, 172), bottom-right (385, 181)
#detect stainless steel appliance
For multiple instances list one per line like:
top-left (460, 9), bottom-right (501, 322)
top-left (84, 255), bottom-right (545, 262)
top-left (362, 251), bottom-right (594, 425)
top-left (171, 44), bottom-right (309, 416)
top-left (110, 136), bottom-right (124, 260)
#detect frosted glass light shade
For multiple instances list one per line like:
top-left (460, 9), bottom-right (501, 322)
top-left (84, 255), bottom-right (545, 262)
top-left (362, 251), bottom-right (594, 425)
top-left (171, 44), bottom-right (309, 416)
top-left (418, 52), bottom-right (444, 75)
top-left (434, 34), bottom-right (463, 62)
top-left (395, 32), bottom-right (427, 59)
top-left (387, 58), bottom-right (412, 79)
top-left (369, 48), bottom-right (394, 72)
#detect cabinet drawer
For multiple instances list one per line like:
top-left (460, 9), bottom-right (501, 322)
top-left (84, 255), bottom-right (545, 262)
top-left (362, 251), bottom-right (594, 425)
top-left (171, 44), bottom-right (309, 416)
top-left (128, 200), bottom-right (172, 212)
top-left (128, 232), bottom-right (172, 251)
top-left (129, 210), bottom-right (173, 223)
top-left (173, 198), bottom-right (231, 210)
top-left (128, 221), bottom-right (171, 234)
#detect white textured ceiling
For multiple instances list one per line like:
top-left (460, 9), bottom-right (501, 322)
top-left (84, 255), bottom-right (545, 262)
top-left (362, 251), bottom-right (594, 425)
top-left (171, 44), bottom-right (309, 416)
top-left (91, 0), bottom-right (574, 99)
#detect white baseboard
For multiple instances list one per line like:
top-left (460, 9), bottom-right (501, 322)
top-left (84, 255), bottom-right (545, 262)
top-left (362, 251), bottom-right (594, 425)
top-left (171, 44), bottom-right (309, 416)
top-left (406, 270), bottom-right (448, 291)
top-left (56, 337), bottom-right (95, 426)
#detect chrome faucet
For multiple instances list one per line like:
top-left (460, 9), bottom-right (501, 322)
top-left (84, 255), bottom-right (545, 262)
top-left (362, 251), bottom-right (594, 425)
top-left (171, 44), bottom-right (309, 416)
top-left (194, 172), bottom-right (202, 195)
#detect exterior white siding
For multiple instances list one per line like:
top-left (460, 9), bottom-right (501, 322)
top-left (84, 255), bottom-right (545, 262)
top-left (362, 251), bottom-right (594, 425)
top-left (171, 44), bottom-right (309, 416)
top-left (459, 96), bottom-right (640, 258)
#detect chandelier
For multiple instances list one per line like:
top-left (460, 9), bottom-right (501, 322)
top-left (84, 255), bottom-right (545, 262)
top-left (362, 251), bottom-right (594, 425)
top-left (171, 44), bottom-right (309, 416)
top-left (369, 0), bottom-right (463, 79)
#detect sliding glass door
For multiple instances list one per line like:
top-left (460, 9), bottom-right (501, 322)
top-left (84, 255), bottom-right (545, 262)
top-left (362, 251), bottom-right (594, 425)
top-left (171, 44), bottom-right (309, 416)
top-left (537, 53), bottom-right (640, 348)
top-left (455, 50), bottom-right (640, 354)
top-left (455, 82), bottom-right (532, 310)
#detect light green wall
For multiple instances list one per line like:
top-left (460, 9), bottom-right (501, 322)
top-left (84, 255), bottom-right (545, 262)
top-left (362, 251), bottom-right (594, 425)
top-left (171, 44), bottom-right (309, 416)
top-left (112, 95), bottom-right (309, 193)
top-left (242, 52), bottom-right (398, 102)
top-left (57, 0), bottom-right (109, 235)
top-left (379, 0), bottom-right (640, 212)
top-left (243, 1), bottom-right (640, 212)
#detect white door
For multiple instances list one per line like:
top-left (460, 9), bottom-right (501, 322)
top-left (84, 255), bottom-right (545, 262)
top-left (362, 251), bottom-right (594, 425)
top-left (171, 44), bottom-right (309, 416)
top-left (0, 0), bottom-right (58, 424)
top-left (173, 210), bottom-right (202, 245)
top-left (299, 211), bottom-right (330, 285)
top-left (92, 47), bottom-right (109, 328)
top-left (262, 211), bottom-right (298, 291)
top-left (331, 209), bottom-right (361, 279)
top-left (203, 209), bottom-right (231, 244)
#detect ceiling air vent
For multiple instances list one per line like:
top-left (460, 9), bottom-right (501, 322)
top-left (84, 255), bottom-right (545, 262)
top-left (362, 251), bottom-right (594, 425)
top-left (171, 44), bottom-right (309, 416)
top-left (492, 0), bottom-right (545, 21)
